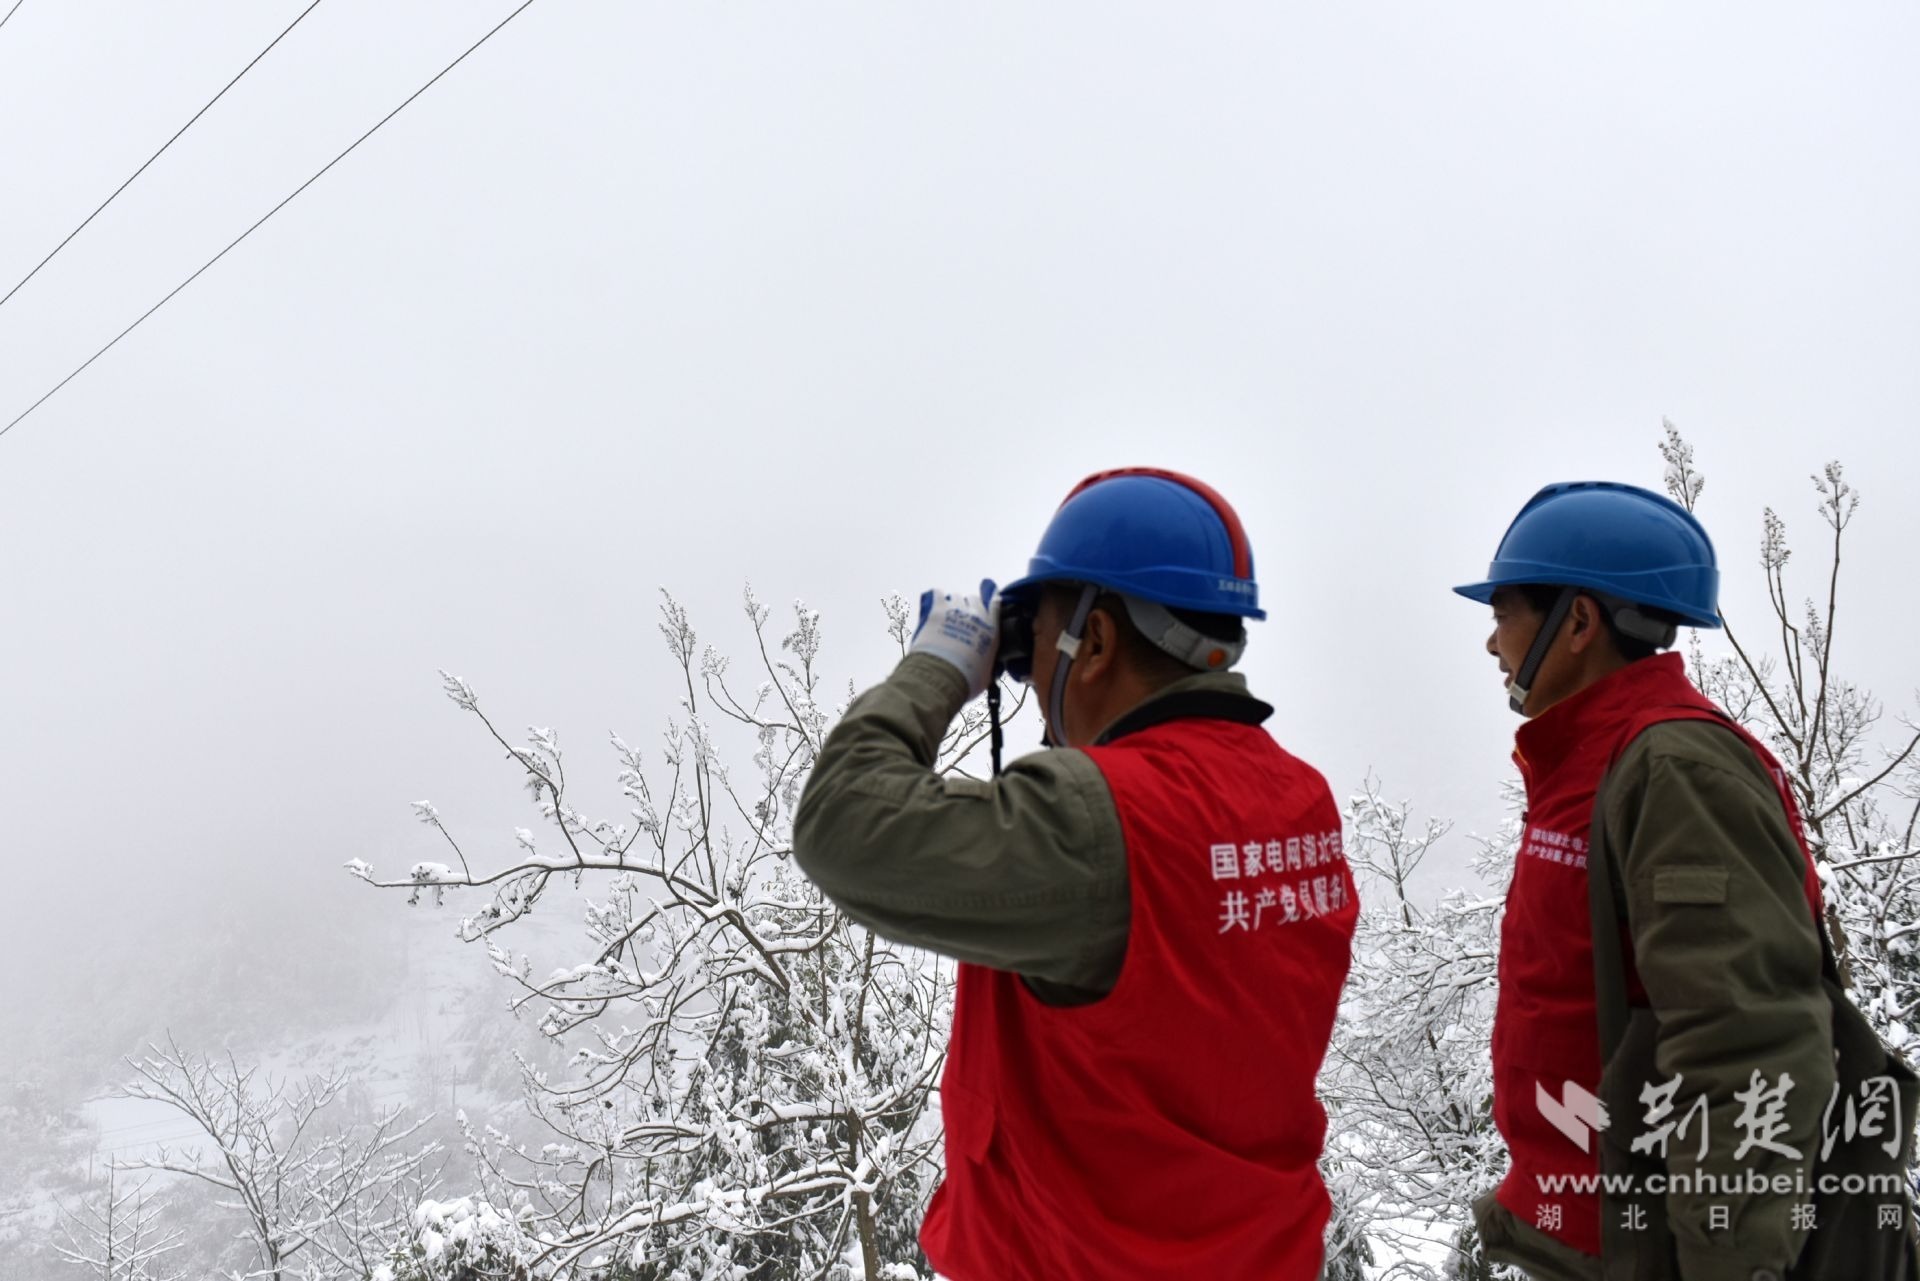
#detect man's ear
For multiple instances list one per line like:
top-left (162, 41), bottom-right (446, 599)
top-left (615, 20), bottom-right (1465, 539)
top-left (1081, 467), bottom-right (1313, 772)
top-left (1076, 606), bottom-right (1120, 680)
top-left (1565, 594), bottom-right (1603, 655)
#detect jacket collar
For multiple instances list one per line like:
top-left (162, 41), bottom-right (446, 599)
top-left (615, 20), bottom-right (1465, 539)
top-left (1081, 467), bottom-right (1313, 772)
top-left (1512, 651), bottom-right (1697, 789)
top-left (1093, 669), bottom-right (1273, 746)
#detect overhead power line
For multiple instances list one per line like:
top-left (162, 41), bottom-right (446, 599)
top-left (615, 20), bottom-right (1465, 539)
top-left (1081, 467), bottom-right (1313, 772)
top-left (0, 0), bottom-right (25, 36)
top-left (0, 0), bottom-right (328, 316)
top-left (0, 0), bottom-right (540, 444)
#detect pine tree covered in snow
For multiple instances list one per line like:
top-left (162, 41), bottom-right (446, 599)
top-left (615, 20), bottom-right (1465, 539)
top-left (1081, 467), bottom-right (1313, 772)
top-left (352, 591), bottom-right (1012, 1280)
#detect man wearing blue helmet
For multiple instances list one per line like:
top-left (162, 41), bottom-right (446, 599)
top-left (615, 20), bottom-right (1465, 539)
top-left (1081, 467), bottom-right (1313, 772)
top-left (795, 469), bottom-right (1357, 1280)
top-left (1457, 483), bottom-right (1914, 1281)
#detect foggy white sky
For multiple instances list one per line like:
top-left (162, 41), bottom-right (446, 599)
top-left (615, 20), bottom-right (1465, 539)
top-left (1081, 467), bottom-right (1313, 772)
top-left (2, 2), bottom-right (1916, 1001)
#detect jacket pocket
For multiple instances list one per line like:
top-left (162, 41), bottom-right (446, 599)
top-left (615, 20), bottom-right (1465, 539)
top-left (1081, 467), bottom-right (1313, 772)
top-left (939, 1081), bottom-right (997, 1165)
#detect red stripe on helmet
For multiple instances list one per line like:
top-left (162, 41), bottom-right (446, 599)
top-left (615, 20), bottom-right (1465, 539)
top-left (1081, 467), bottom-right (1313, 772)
top-left (1062, 467), bottom-right (1254, 581)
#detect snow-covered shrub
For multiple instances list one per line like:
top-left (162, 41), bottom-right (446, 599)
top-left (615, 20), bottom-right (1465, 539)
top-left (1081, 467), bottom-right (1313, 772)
top-left (376, 1197), bottom-right (538, 1281)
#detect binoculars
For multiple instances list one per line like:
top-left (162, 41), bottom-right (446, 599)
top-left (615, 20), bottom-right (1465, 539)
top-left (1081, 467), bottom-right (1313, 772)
top-left (993, 592), bottom-right (1039, 684)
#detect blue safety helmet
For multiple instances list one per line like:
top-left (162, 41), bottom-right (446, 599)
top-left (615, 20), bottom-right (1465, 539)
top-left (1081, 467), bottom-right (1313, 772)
top-left (1002, 468), bottom-right (1265, 619)
top-left (1454, 481), bottom-right (1722, 629)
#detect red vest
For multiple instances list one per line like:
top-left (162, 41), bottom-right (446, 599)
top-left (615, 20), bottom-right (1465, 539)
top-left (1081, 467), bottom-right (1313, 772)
top-left (920, 714), bottom-right (1359, 1281)
top-left (1492, 653), bottom-right (1823, 1255)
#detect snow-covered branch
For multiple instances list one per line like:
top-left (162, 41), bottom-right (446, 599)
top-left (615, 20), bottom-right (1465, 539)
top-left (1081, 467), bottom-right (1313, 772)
top-left (353, 591), bottom-right (979, 1280)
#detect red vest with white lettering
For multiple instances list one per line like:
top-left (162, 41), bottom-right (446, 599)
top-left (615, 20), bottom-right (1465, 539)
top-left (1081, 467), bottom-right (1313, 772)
top-left (919, 714), bottom-right (1359, 1281)
top-left (1493, 653), bottom-right (1824, 1255)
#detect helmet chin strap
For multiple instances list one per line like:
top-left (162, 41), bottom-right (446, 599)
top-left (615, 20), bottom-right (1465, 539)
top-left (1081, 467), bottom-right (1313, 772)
top-left (1044, 585), bottom-right (1099, 747)
top-left (1507, 585), bottom-right (1577, 716)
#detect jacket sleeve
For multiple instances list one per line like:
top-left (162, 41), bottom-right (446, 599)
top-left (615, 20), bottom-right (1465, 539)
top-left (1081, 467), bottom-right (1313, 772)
top-left (1602, 721), bottom-right (1834, 1281)
top-left (792, 653), bottom-right (1131, 997)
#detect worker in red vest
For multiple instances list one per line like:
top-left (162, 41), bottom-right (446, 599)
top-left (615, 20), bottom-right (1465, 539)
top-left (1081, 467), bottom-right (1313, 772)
top-left (794, 468), bottom-right (1358, 1280)
top-left (1456, 482), bottom-right (1836, 1281)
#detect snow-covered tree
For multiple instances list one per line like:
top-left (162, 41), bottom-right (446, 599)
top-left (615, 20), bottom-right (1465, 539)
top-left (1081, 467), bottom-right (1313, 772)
top-left (1322, 778), bottom-right (1511, 1280)
top-left (351, 590), bottom-right (1016, 1279)
top-left (1661, 423), bottom-right (1920, 1050)
top-left (55, 1169), bottom-right (187, 1281)
top-left (116, 1038), bottom-right (440, 1281)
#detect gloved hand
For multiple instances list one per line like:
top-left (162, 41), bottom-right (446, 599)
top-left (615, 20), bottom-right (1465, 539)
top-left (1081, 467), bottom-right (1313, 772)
top-left (910, 579), bottom-right (1000, 700)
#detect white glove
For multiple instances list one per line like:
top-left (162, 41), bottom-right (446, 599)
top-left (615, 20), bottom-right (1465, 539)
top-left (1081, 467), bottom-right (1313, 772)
top-left (910, 579), bottom-right (1000, 700)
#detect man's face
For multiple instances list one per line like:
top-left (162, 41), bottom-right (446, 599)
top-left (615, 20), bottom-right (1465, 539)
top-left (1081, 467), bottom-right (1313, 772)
top-left (1486, 585), bottom-right (1607, 716)
top-left (1485, 587), bottom-right (1540, 695)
